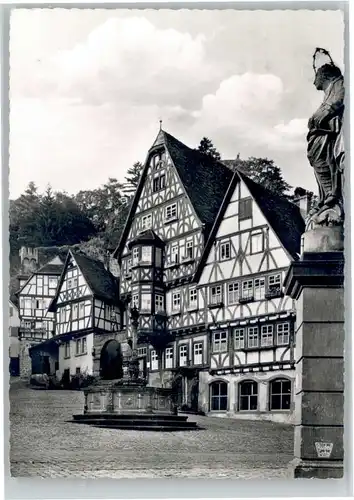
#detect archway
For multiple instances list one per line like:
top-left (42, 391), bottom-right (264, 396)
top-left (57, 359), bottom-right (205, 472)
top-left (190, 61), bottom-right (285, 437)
top-left (100, 340), bottom-right (123, 380)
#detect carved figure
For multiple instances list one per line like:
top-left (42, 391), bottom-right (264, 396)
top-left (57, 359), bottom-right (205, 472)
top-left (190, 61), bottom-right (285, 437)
top-left (306, 48), bottom-right (345, 229)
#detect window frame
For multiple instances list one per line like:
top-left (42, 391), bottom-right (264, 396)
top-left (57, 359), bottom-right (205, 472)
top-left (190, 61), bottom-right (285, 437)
top-left (234, 328), bottom-right (245, 350)
top-left (210, 381), bottom-right (228, 411)
top-left (242, 280), bottom-right (254, 299)
top-left (210, 285), bottom-right (223, 305)
top-left (254, 277), bottom-right (266, 300)
top-left (151, 350), bottom-right (159, 370)
top-left (228, 282), bottom-right (239, 305)
top-left (261, 324), bottom-right (274, 347)
top-left (269, 378), bottom-right (291, 411)
top-left (247, 326), bottom-right (259, 348)
top-left (179, 344), bottom-right (188, 367)
top-left (172, 291), bottom-right (181, 312)
top-left (141, 214), bottom-right (152, 231)
top-left (239, 380), bottom-right (258, 411)
top-left (165, 203), bottom-right (178, 222)
top-left (188, 288), bottom-right (198, 309)
top-left (239, 197), bottom-right (253, 221)
top-left (220, 241), bottom-right (231, 261)
top-left (155, 294), bottom-right (164, 313)
top-left (165, 347), bottom-right (173, 369)
top-left (277, 322), bottom-right (290, 345)
top-left (250, 231), bottom-right (264, 254)
top-left (212, 331), bottom-right (228, 353)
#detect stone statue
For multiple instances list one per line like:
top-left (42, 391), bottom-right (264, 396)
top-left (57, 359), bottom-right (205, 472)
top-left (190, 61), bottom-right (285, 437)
top-left (306, 48), bottom-right (345, 229)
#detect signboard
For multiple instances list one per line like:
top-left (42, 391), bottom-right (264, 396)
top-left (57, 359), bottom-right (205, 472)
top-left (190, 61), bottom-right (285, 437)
top-left (315, 442), bottom-right (333, 458)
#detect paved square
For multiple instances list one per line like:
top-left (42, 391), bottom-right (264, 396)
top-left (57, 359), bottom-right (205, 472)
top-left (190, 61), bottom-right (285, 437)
top-left (10, 381), bottom-right (294, 478)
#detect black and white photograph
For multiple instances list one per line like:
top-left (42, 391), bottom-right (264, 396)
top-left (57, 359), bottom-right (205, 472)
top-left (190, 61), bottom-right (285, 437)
top-left (8, 6), bottom-right (346, 481)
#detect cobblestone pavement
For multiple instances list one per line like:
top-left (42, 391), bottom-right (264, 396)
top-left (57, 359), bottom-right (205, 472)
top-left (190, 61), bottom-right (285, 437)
top-left (10, 381), bottom-right (294, 479)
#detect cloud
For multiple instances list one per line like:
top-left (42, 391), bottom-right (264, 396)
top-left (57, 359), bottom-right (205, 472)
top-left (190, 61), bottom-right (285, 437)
top-left (12, 17), bottom-right (211, 109)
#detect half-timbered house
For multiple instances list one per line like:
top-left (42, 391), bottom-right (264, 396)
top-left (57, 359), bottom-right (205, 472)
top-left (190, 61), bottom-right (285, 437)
top-left (16, 254), bottom-right (65, 377)
top-left (48, 251), bottom-right (121, 383)
top-left (194, 171), bottom-right (304, 422)
top-left (114, 128), bottom-right (305, 422)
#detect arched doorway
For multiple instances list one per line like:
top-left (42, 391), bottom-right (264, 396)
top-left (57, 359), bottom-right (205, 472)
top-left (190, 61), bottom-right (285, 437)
top-left (100, 340), bottom-right (123, 380)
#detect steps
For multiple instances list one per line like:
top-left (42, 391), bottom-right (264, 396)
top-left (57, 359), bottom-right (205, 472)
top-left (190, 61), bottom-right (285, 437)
top-left (71, 412), bottom-right (201, 431)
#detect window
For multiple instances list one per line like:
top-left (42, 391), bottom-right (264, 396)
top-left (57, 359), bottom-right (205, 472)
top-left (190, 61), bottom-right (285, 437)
top-left (75, 339), bottom-right (80, 355)
top-left (165, 347), bottom-right (173, 369)
top-left (49, 277), bottom-right (57, 289)
top-left (247, 327), bottom-right (259, 348)
top-left (9, 307), bottom-right (13, 317)
top-left (254, 278), bottom-right (265, 300)
top-left (76, 367), bottom-right (81, 375)
top-left (251, 232), bottom-right (264, 254)
top-left (270, 379), bottom-right (291, 410)
top-left (137, 347), bottom-right (147, 356)
top-left (172, 292), bottom-right (180, 311)
top-left (64, 342), bottom-right (70, 358)
top-left (132, 294), bottom-right (139, 309)
top-left (153, 173), bottom-right (166, 192)
top-left (210, 381), bottom-right (228, 411)
top-left (132, 248), bottom-right (139, 266)
top-left (155, 294), bottom-right (164, 312)
top-left (142, 214), bottom-right (152, 231)
top-left (141, 294), bottom-right (151, 312)
top-left (261, 325), bottom-right (273, 346)
top-left (165, 204), bottom-right (177, 222)
top-left (81, 337), bottom-right (87, 354)
top-left (239, 381), bottom-right (258, 410)
top-left (153, 153), bottom-right (165, 169)
top-left (220, 241), bottom-right (231, 261)
top-left (210, 285), bottom-right (222, 305)
top-left (171, 245), bottom-right (179, 264)
top-left (67, 279), bottom-right (73, 289)
top-left (277, 323), bottom-right (290, 345)
top-left (151, 350), bottom-right (158, 370)
top-left (179, 345), bottom-right (188, 366)
top-left (234, 328), bottom-right (245, 349)
top-left (189, 288), bottom-right (197, 309)
top-left (72, 303), bottom-right (78, 320)
top-left (268, 273), bottom-right (282, 296)
top-left (212, 331), bottom-right (228, 353)
top-left (228, 282), bottom-right (239, 305)
top-left (242, 280), bottom-right (253, 299)
top-left (239, 197), bottom-right (252, 221)
top-left (193, 343), bottom-right (203, 365)
top-left (73, 277), bottom-right (78, 288)
top-left (104, 306), bottom-right (111, 320)
top-left (185, 241), bottom-right (193, 260)
top-left (141, 246), bottom-right (152, 264)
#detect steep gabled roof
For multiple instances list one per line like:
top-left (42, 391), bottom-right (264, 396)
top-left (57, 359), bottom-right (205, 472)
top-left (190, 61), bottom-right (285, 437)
top-left (114, 129), bottom-right (233, 261)
top-left (72, 252), bottom-right (119, 304)
top-left (194, 170), bottom-right (305, 281)
top-left (49, 250), bottom-right (120, 311)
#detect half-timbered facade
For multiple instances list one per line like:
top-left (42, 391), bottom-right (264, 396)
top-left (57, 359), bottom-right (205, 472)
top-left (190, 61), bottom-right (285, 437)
top-left (16, 255), bottom-right (65, 377)
top-left (114, 128), bottom-right (305, 422)
top-left (48, 251), bottom-right (121, 382)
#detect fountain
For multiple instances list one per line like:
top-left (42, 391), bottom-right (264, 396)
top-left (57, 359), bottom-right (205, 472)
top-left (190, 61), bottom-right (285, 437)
top-left (72, 307), bottom-right (199, 431)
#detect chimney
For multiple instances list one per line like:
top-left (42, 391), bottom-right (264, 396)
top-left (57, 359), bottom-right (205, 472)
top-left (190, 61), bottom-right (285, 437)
top-left (293, 190), bottom-right (313, 221)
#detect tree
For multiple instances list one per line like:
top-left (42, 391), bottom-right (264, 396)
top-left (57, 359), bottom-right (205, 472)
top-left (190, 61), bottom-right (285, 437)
top-left (197, 137), bottom-right (221, 160)
top-left (236, 157), bottom-right (292, 198)
top-left (125, 161), bottom-right (143, 189)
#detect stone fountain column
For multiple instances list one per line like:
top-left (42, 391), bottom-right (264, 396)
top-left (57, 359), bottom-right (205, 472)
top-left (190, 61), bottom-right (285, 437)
top-left (284, 229), bottom-right (344, 478)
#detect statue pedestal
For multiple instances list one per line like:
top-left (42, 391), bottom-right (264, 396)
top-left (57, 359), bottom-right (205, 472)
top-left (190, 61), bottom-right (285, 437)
top-left (284, 245), bottom-right (344, 479)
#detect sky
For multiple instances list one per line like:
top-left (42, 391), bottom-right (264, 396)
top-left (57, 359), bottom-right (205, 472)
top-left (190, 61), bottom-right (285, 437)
top-left (9, 8), bottom-right (344, 199)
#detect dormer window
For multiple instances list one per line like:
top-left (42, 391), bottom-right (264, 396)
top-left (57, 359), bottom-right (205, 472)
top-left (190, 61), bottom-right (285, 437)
top-left (165, 203), bottom-right (177, 222)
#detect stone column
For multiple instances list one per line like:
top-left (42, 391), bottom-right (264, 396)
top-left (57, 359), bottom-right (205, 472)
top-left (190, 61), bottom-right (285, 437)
top-left (284, 228), bottom-right (344, 478)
